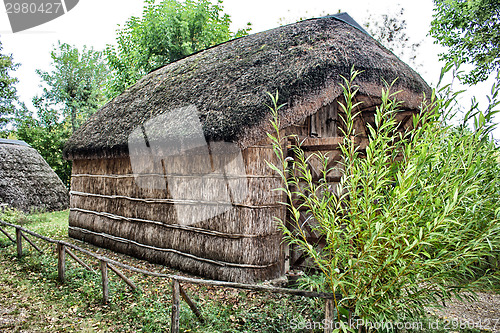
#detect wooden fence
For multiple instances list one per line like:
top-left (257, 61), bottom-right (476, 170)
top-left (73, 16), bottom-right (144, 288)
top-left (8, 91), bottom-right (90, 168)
top-left (0, 219), bottom-right (341, 332)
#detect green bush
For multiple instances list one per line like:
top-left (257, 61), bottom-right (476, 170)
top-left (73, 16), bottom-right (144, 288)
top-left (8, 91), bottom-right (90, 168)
top-left (0, 206), bottom-right (29, 225)
top-left (0, 206), bottom-right (51, 226)
top-left (267, 69), bottom-right (500, 330)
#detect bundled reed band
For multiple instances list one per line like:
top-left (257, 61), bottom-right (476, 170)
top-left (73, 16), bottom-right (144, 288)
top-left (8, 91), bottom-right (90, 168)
top-left (63, 13), bottom-right (430, 283)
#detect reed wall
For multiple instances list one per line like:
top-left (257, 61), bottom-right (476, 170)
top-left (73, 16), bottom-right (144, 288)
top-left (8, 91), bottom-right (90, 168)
top-left (69, 144), bottom-right (286, 283)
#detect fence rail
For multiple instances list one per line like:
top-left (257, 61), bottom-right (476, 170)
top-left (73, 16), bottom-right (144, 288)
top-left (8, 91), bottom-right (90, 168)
top-left (0, 219), bottom-right (340, 332)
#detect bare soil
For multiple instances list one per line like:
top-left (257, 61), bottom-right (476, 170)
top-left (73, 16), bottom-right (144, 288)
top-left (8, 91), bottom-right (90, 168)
top-left (430, 292), bottom-right (500, 332)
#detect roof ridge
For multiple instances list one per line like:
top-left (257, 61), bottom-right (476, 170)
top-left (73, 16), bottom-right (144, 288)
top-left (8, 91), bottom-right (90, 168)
top-left (0, 138), bottom-right (31, 147)
top-left (147, 13), bottom-right (368, 76)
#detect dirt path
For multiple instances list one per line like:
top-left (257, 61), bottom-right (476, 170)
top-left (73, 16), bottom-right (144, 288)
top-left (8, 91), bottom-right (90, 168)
top-left (430, 292), bottom-right (500, 332)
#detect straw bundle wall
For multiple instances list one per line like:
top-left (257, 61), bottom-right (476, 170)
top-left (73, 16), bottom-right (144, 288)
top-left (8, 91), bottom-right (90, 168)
top-left (69, 145), bottom-right (286, 282)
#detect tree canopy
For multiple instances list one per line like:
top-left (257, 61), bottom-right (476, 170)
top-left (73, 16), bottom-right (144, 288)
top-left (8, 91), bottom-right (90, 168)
top-left (104, 0), bottom-right (251, 99)
top-left (0, 39), bottom-right (19, 131)
top-left (36, 42), bottom-right (108, 132)
top-left (15, 102), bottom-right (72, 187)
top-left (13, 42), bottom-right (108, 186)
top-left (430, 0), bottom-right (500, 84)
top-left (364, 8), bottom-right (422, 71)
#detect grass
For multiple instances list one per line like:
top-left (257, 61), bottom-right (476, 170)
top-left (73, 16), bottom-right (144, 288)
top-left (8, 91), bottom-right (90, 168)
top-left (0, 210), bottom-right (488, 332)
top-left (0, 210), bottom-right (324, 332)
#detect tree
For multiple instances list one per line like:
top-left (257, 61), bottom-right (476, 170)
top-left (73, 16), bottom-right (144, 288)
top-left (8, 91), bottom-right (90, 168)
top-left (0, 38), bottom-right (19, 132)
top-left (104, 0), bottom-right (251, 99)
top-left (15, 42), bottom-right (108, 185)
top-left (364, 8), bottom-right (422, 71)
top-left (14, 101), bottom-right (72, 187)
top-left (430, 0), bottom-right (500, 84)
top-left (36, 42), bottom-right (108, 132)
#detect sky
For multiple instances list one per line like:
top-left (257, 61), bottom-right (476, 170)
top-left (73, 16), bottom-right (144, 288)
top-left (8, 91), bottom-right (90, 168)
top-left (0, 0), bottom-right (499, 141)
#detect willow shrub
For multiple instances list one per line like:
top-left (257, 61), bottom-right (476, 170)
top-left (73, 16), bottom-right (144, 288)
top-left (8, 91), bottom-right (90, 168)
top-left (267, 69), bottom-right (500, 329)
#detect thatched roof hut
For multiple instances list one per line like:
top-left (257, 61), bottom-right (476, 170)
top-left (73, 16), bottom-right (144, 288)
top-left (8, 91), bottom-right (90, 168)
top-left (0, 139), bottom-right (69, 213)
top-left (63, 14), bottom-right (431, 282)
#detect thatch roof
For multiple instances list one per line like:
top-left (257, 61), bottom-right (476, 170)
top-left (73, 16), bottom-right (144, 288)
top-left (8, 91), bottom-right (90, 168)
top-left (64, 14), bottom-right (431, 160)
top-left (0, 139), bottom-right (69, 213)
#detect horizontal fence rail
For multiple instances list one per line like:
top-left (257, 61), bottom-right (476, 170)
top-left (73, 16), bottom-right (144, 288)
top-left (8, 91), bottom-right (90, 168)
top-left (0, 219), bottom-right (340, 333)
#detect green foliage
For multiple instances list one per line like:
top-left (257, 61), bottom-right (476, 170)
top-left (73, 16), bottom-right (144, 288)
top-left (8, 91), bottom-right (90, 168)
top-left (0, 38), bottom-right (19, 130)
top-left (14, 103), bottom-right (72, 187)
top-left (430, 0), bottom-right (500, 84)
top-left (35, 42), bottom-right (108, 132)
top-left (104, 0), bottom-right (251, 99)
top-left (0, 206), bottom-right (50, 226)
top-left (0, 207), bottom-right (29, 225)
top-left (11, 42), bottom-right (107, 186)
top-left (268, 68), bottom-right (500, 329)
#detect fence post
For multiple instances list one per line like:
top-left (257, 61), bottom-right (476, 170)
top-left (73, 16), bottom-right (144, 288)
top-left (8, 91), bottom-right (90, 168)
top-left (324, 299), bottom-right (334, 333)
top-left (171, 279), bottom-right (180, 333)
top-left (100, 260), bottom-right (109, 304)
top-left (57, 243), bottom-right (66, 283)
top-left (15, 228), bottom-right (22, 258)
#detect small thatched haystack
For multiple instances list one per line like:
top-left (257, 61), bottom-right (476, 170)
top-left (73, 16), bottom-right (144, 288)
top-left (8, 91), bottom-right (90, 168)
top-left (0, 139), bottom-right (69, 213)
top-left (63, 14), bottom-right (431, 283)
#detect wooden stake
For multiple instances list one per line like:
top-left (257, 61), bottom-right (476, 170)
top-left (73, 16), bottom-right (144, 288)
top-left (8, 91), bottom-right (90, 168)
top-left (66, 247), bottom-right (95, 273)
top-left (108, 263), bottom-right (137, 291)
top-left (179, 284), bottom-right (204, 323)
top-left (57, 243), bottom-right (65, 283)
top-left (100, 260), bottom-right (109, 304)
top-left (0, 226), bottom-right (15, 243)
top-left (284, 243), bottom-right (290, 273)
top-left (324, 299), bottom-right (335, 333)
top-left (21, 233), bottom-right (43, 253)
top-left (171, 279), bottom-right (180, 333)
top-left (15, 228), bottom-right (22, 258)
